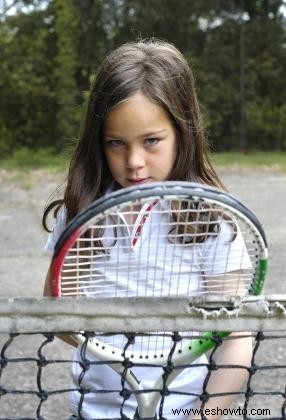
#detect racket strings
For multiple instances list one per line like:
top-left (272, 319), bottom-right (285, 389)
top-left (59, 198), bottom-right (260, 298)
top-left (170, 200), bottom-right (221, 244)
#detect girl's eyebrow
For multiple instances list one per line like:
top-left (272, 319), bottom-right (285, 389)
top-left (104, 129), bottom-right (167, 140)
top-left (104, 134), bottom-right (122, 140)
top-left (140, 129), bottom-right (167, 138)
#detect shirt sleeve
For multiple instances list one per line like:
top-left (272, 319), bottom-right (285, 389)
top-left (202, 220), bottom-right (252, 276)
top-left (44, 207), bottom-right (67, 254)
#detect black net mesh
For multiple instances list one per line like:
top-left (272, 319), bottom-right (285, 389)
top-left (0, 331), bottom-right (286, 420)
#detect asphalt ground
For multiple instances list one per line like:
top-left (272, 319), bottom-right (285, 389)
top-left (0, 169), bottom-right (285, 419)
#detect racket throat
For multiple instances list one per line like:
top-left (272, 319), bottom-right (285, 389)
top-left (134, 401), bottom-right (159, 419)
top-left (127, 377), bottom-right (162, 420)
top-left (134, 410), bottom-right (157, 419)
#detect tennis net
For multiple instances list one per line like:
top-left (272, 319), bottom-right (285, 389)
top-left (0, 295), bottom-right (285, 420)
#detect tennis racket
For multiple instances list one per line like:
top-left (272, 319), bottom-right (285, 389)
top-left (50, 181), bottom-right (268, 419)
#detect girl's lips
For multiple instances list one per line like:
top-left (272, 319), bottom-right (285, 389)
top-left (128, 178), bottom-right (150, 184)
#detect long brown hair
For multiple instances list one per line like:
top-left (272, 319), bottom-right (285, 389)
top-left (43, 39), bottom-right (225, 232)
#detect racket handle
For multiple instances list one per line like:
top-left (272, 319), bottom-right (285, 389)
top-left (133, 408), bottom-right (157, 420)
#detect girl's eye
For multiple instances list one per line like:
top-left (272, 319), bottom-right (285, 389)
top-left (107, 139), bottom-right (124, 147)
top-left (145, 138), bottom-right (159, 145)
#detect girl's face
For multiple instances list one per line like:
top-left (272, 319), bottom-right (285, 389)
top-left (103, 92), bottom-right (177, 188)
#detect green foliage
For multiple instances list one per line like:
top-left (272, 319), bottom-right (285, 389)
top-left (243, 16), bottom-right (286, 150)
top-left (0, 0), bottom-right (285, 157)
top-left (0, 147), bottom-right (68, 169)
top-left (0, 7), bottom-right (58, 155)
top-left (210, 150), bottom-right (286, 172)
top-left (53, 0), bottom-right (80, 148)
top-left (197, 19), bottom-right (242, 150)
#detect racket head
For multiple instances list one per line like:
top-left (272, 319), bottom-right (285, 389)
top-left (50, 181), bottom-right (268, 299)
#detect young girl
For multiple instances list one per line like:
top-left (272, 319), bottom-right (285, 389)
top-left (43, 39), bottom-right (252, 419)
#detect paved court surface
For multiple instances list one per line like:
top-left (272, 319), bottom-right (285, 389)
top-left (0, 169), bottom-right (285, 418)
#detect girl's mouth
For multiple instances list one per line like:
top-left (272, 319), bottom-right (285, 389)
top-left (128, 178), bottom-right (150, 184)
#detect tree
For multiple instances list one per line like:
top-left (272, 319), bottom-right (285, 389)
top-left (190, 0), bottom-right (286, 150)
top-left (0, 5), bottom-right (58, 155)
top-left (53, 0), bottom-right (79, 148)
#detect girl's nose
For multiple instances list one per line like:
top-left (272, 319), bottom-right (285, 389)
top-left (125, 148), bottom-right (145, 170)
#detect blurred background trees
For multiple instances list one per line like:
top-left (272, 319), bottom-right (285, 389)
top-left (0, 0), bottom-right (285, 156)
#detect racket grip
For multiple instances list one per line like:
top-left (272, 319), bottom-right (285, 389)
top-left (133, 408), bottom-right (157, 420)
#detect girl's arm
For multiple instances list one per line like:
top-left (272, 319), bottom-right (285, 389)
top-left (190, 332), bottom-right (252, 419)
top-left (43, 266), bottom-right (78, 348)
top-left (190, 270), bottom-right (252, 419)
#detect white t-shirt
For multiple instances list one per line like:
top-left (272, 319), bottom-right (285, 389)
top-left (45, 199), bottom-right (251, 419)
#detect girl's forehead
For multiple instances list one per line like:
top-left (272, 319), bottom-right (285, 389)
top-left (105, 92), bottom-right (170, 131)
top-left (104, 102), bottom-right (165, 138)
